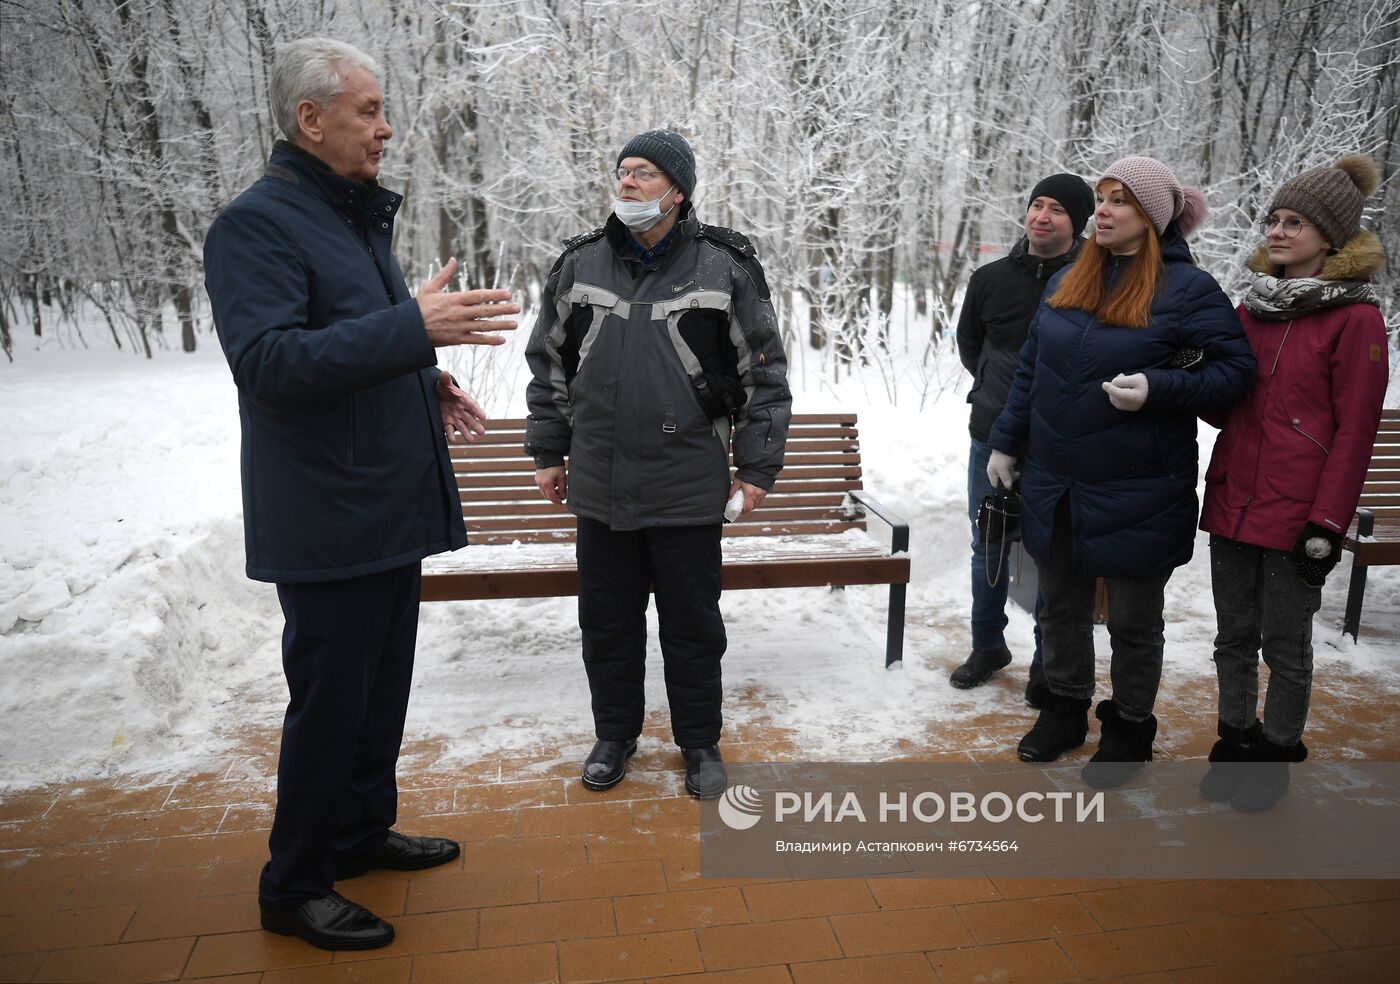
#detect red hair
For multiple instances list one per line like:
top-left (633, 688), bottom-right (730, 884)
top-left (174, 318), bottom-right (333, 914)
top-left (1048, 183), bottom-right (1162, 329)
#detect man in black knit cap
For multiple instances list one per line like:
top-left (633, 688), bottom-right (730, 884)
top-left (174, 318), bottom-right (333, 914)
top-left (524, 129), bottom-right (792, 799)
top-left (953, 172), bottom-right (1094, 706)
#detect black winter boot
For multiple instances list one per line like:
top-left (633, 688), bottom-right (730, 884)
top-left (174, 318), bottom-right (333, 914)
top-left (1017, 693), bottom-right (1091, 762)
top-left (950, 645), bottom-right (1013, 689)
top-left (1081, 701), bottom-right (1156, 789)
top-left (1024, 665), bottom-right (1049, 710)
top-left (1197, 719), bottom-right (1261, 802)
top-left (1231, 735), bottom-right (1307, 813)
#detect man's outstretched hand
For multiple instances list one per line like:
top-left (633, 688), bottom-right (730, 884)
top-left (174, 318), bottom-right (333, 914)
top-left (418, 257), bottom-right (521, 347)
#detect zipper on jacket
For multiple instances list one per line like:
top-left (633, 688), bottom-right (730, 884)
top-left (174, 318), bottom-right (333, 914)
top-left (1291, 420), bottom-right (1330, 455)
top-left (1269, 321), bottom-right (1293, 375)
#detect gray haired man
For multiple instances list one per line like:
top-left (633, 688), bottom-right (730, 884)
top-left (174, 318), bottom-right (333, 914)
top-left (203, 37), bottom-right (518, 950)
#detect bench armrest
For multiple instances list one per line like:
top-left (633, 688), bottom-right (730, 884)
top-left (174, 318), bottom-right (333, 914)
top-left (1347, 507), bottom-right (1376, 549)
top-left (846, 490), bottom-right (910, 555)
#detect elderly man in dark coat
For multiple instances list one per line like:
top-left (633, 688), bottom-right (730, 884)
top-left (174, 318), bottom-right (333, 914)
top-left (203, 37), bottom-right (519, 951)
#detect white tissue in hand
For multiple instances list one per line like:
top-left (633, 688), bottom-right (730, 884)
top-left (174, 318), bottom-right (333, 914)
top-left (724, 489), bottom-right (745, 522)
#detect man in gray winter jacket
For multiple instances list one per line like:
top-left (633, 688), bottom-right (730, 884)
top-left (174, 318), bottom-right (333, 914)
top-left (524, 129), bottom-right (791, 799)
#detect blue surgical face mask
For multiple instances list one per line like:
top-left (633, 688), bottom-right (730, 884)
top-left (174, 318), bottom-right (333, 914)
top-left (612, 184), bottom-right (678, 232)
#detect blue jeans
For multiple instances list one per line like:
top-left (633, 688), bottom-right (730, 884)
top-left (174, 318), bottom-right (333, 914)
top-left (1209, 535), bottom-right (1319, 746)
top-left (968, 437), bottom-right (1043, 673)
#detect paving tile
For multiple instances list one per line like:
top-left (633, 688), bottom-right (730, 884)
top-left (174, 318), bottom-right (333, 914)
top-left (662, 856), bottom-right (770, 893)
top-left (32, 938), bottom-right (193, 983)
top-left (790, 951), bottom-right (937, 983)
top-left (927, 938), bottom-right (1079, 984)
top-left (264, 959), bottom-right (411, 983)
top-left (562, 770), bottom-right (685, 806)
top-left (539, 859), bottom-right (667, 902)
top-left (1077, 881), bottom-right (1221, 930)
top-left (1168, 956), bottom-right (1320, 984)
top-left (481, 898), bottom-right (614, 947)
top-left (172, 976), bottom-right (260, 984)
top-left (629, 799), bottom-right (700, 830)
top-left (0, 873), bottom-right (77, 915)
top-left (1059, 925), bottom-right (1212, 977)
top-left (12, 841), bottom-right (157, 880)
top-left (653, 969), bottom-right (792, 984)
top-left (697, 918), bottom-right (842, 971)
top-left (405, 864), bottom-right (538, 913)
top-left (456, 779), bottom-right (569, 814)
top-left (164, 780), bottom-right (274, 811)
top-left (585, 828), bottom-right (698, 865)
top-left (67, 866), bottom-right (208, 909)
top-left (864, 877), bottom-right (1000, 909)
top-left (613, 887), bottom-right (748, 934)
top-left (0, 814), bottom-right (107, 851)
top-left (183, 929), bottom-right (332, 977)
top-left (518, 802), bottom-right (633, 838)
top-left (199, 861), bottom-right (264, 898)
top-left (1312, 878), bottom-right (1400, 904)
top-left (395, 788), bottom-right (457, 818)
top-left (124, 893), bottom-right (260, 941)
top-left (465, 834), bottom-right (588, 872)
top-left (1300, 943), bottom-right (1400, 983)
top-left (98, 808), bottom-right (226, 842)
top-left (828, 906), bottom-right (971, 956)
top-left (147, 832), bottom-right (268, 868)
top-left (1300, 897), bottom-right (1400, 949)
top-left (46, 785), bottom-right (174, 819)
top-left (333, 908), bottom-right (478, 960)
top-left (341, 877), bottom-right (410, 919)
top-left (0, 797), bottom-right (54, 824)
top-left (411, 942), bottom-right (558, 984)
top-left (741, 880), bottom-right (875, 922)
top-left (1182, 910), bottom-right (1336, 962)
top-left (424, 809), bottom-right (524, 843)
top-left (1196, 879), bottom-right (1337, 915)
top-left (955, 895), bottom-right (1099, 945)
top-left (559, 929), bottom-right (703, 981)
top-left (0, 905), bottom-right (135, 955)
top-left (989, 876), bottom-right (1117, 899)
top-left (0, 951), bottom-right (43, 984)
top-left (216, 805), bottom-right (275, 834)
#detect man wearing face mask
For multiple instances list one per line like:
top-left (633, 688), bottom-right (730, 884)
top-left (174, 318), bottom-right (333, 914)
top-left (524, 129), bottom-right (792, 799)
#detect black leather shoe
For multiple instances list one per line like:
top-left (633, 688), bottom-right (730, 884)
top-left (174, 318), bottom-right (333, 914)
top-left (334, 831), bottom-right (460, 880)
top-left (682, 745), bottom-right (727, 799)
top-left (950, 645), bottom-right (1013, 689)
top-left (581, 739), bottom-right (638, 791)
top-left (260, 891), bottom-right (394, 950)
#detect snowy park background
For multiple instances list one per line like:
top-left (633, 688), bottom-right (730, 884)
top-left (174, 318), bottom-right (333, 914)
top-left (2, 0), bottom-right (1400, 789)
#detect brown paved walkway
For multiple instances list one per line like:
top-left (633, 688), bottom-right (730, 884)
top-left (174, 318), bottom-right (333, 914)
top-left (2, 655), bottom-right (1398, 983)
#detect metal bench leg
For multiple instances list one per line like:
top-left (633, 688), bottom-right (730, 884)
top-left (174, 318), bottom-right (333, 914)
top-left (1343, 562), bottom-right (1369, 644)
top-left (885, 583), bottom-right (907, 668)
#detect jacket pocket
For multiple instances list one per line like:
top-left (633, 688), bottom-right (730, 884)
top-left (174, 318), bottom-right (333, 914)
top-left (1264, 404), bottom-right (1332, 501)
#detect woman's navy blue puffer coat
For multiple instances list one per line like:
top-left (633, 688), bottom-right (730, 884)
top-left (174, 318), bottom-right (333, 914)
top-left (988, 234), bottom-right (1256, 577)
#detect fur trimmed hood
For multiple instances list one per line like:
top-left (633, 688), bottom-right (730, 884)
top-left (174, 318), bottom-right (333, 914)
top-left (1248, 228), bottom-right (1384, 281)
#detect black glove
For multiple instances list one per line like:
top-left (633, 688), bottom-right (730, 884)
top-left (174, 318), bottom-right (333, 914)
top-left (1291, 522), bottom-right (1343, 587)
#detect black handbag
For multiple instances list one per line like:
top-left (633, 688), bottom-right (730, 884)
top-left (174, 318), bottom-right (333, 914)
top-left (976, 486), bottom-right (1022, 587)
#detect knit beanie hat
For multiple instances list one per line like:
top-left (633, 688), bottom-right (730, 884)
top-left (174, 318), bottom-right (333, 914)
top-left (1268, 154), bottom-right (1380, 249)
top-left (1029, 173), bottom-right (1095, 238)
top-left (1100, 156), bottom-right (1208, 237)
top-left (617, 129), bottom-right (696, 199)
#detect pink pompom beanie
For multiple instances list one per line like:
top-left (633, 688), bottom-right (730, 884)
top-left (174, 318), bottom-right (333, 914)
top-left (1100, 156), bottom-right (1208, 237)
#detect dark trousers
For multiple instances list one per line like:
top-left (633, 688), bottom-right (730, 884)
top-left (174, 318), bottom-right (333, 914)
top-left (1037, 498), bottom-right (1172, 721)
top-left (576, 518), bottom-right (727, 747)
top-left (1209, 535), bottom-right (1320, 746)
top-left (258, 562), bottom-right (421, 906)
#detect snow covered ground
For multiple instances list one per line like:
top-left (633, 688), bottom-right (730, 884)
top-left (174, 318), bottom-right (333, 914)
top-left (2, 298), bottom-right (1397, 790)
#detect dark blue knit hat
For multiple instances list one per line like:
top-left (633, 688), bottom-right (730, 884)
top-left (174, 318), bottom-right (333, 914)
top-left (617, 130), bottom-right (696, 199)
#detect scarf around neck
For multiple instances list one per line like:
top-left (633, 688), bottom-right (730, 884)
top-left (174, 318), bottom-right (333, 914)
top-left (1242, 271), bottom-right (1379, 322)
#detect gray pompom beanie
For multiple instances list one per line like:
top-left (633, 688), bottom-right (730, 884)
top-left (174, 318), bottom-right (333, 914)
top-left (616, 130), bottom-right (696, 199)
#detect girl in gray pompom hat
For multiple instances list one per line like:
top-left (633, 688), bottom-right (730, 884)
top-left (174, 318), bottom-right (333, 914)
top-left (1198, 155), bottom-right (1389, 813)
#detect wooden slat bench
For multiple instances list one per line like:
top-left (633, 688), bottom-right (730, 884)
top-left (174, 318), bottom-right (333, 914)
top-left (422, 413), bottom-right (913, 666)
top-left (1343, 407), bottom-right (1400, 642)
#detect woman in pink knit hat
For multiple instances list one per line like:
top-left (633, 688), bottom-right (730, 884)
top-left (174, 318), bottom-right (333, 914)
top-left (1197, 155), bottom-right (1388, 812)
top-left (986, 156), bottom-right (1255, 789)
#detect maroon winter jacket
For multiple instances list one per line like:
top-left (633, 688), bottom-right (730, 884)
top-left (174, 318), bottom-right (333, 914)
top-left (1200, 235), bottom-right (1388, 551)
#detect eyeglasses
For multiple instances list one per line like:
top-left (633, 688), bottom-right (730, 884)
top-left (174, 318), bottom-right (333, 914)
top-left (1259, 216), bottom-right (1315, 237)
top-left (614, 166), bottom-right (664, 182)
